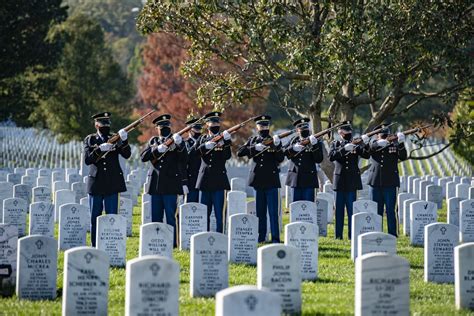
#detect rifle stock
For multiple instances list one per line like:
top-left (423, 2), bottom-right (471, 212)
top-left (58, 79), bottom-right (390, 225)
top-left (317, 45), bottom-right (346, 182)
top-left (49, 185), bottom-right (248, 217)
top-left (386, 124), bottom-right (432, 142)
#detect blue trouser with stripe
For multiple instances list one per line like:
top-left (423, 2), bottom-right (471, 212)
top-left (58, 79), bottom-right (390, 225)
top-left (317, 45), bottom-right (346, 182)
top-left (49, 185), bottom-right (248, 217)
top-left (89, 193), bottom-right (118, 247)
top-left (256, 188), bottom-right (280, 243)
top-left (293, 187), bottom-right (315, 202)
top-left (151, 194), bottom-right (178, 246)
top-left (370, 186), bottom-right (397, 237)
top-left (335, 190), bottom-right (356, 239)
top-left (201, 190), bottom-right (225, 233)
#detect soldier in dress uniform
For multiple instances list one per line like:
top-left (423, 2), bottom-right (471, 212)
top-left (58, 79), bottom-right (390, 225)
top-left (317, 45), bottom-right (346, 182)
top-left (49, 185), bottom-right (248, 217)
top-left (237, 115), bottom-right (285, 243)
top-left (196, 111), bottom-right (232, 233)
top-left (140, 114), bottom-right (189, 247)
top-left (184, 117), bottom-right (203, 203)
top-left (284, 118), bottom-right (324, 202)
top-left (83, 112), bottom-right (131, 246)
top-left (367, 124), bottom-right (407, 236)
top-left (329, 124), bottom-right (370, 239)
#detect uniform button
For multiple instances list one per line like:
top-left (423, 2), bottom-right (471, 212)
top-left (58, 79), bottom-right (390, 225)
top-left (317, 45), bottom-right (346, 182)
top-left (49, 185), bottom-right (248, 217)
top-left (160, 160), bottom-right (163, 162)
top-left (260, 164), bottom-right (263, 167)
top-left (103, 162), bottom-right (106, 165)
top-left (103, 168), bottom-right (107, 170)
top-left (209, 165), bottom-right (212, 167)
top-left (345, 167), bottom-right (348, 169)
top-left (381, 160), bottom-right (384, 162)
top-left (381, 165), bottom-right (384, 167)
top-left (345, 161), bottom-right (348, 164)
top-left (210, 159), bottom-right (212, 162)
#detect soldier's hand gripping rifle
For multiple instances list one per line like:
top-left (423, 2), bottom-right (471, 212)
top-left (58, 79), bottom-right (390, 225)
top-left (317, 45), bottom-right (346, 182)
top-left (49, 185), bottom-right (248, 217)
top-left (98, 110), bottom-right (156, 160)
top-left (343, 122), bottom-right (396, 156)
top-left (374, 124), bottom-right (432, 152)
top-left (252, 129), bottom-right (296, 157)
top-left (205, 116), bottom-right (257, 154)
top-left (151, 115), bottom-right (206, 164)
top-left (292, 121), bottom-right (350, 157)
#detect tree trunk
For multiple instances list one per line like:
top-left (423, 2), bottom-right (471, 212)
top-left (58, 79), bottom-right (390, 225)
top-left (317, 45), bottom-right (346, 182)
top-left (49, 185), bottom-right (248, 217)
top-left (307, 86), bottom-right (334, 182)
top-left (339, 101), bottom-right (355, 122)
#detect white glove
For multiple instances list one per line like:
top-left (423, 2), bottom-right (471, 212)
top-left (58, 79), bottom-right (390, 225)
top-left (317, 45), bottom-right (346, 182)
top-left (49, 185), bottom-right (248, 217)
top-left (377, 139), bottom-right (389, 147)
top-left (309, 135), bottom-right (318, 145)
top-left (344, 143), bottom-right (356, 151)
top-left (222, 130), bottom-right (231, 141)
top-left (182, 185), bottom-right (189, 195)
top-left (172, 133), bottom-right (182, 145)
top-left (397, 132), bottom-right (405, 143)
top-left (361, 134), bottom-right (370, 144)
top-left (292, 143), bottom-right (305, 152)
top-left (157, 144), bottom-right (168, 153)
top-left (272, 135), bottom-right (281, 146)
top-left (99, 143), bottom-right (113, 152)
top-left (255, 143), bottom-right (267, 152)
top-left (205, 141), bottom-right (216, 150)
top-left (118, 129), bottom-right (128, 141)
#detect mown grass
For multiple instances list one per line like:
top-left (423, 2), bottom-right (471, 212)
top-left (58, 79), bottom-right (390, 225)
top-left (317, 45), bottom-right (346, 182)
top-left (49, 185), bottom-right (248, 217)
top-left (1, 197), bottom-right (473, 315)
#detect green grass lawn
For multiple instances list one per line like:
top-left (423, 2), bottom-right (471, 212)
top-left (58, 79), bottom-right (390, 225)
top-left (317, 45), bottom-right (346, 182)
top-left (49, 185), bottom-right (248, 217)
top-left (1, 197), bottom-right (473, 315)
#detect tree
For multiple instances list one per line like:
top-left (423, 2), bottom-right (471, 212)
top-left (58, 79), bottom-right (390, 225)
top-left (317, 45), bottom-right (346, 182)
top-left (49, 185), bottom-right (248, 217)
top-left (136, 32), bottom-right (265, 143)
top-left (65, 0), bottom-right (144, 72)
top-left (31, 13), bottom-right (133, 142)
top-left (449, 89), bottom-right (474, 165)
top-left (0, 0), bottom-right (67, 125)
top-left (137, 2), bottom-right (473, 175)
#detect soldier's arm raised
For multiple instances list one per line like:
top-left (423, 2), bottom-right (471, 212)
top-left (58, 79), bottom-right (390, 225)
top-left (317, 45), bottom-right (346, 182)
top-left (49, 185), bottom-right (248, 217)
top-left (140, 138), bottom-right (156, 163)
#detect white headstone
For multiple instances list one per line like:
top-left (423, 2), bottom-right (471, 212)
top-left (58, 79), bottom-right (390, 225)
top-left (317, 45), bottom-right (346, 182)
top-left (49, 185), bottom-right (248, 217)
top-left (59, 203), bottom-right (89, 250)
top-left (257, 244), bottom-right (301, 314)
top-left (424, 223), bottom-right (459, 283)
top-left (32, 186), bottom-right (51, 203)
top-left (426, 184), bottom-right (443, 209)
top-left (62, 247), bottom-right (109, 316)
top-left (0, 224), bottom-right (18, 296)
top-left (227, 191), bottom-right (247, 218)
top-left (397, 192), bottom-right (416, 225)
top-left (455, 243), bottom-right (474, 310)
top-left (141, 200), bottom-right (152, 225)
top-left (118, 197), bottom-right (133, 237)
top-left (125, 256), bottom-right (180, 316)
top-left (410, 201), bottom-right (438, 246)
top-left (96, 214), bottom-right (127, 267)
top-left (215, 285), bottom-right (281, 316)
top-left (2, 197), bottom-right (27, 237)
top-left (29, 202), bottom-right (54, 237)
top-left (448, 197), bottom-right (463, 227)
top-left (353, 200), bottom-right (378, 215)
top-left (355, 253), bottom-right (410, 316)
top-left (190, 232), bottom-right (228, 297)
top-left (13, 184), bottom-right (31, 205)
top-left (460, 200), bottom-right (474, 243)
top-left (139, 222), bottom-right (174, 258)
top-left (228, 214), bottom-right (258, 265)
top-left (317, 192), bottom-right (334, 222)
top-left (54, 189), bottom-right (75, 222)
top-left (284, 222), bottom-right (318, 281)
top-left (289, 201), bottom-right (316, 224)
top-left (456, 183), bottom-right (470, 199)
top-left (230, 177), bottom-right (246, 192)
top-left (179, 202), bottom-right (207, 251)
top-left (357, 232), bottom-right (396, 258)
top-left (16, 235), bottom-right (57, 300)
top-left (71, 181), bottom-right (87, 203)
top-left (403, 199), bottom-right (420, 236)
top-left (351, 212), bottom-right (382, 261)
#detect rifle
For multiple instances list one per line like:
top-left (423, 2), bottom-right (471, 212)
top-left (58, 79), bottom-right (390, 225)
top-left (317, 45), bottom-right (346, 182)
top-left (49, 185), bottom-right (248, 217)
top-left (342, 122), bottom-right (396, 156)
top-left (151, 115), bottom-right (206, 163)
top-left (291, 121), bottom-right (350, 157)
top-left (386, 124), bottom-right (432, 142)
top-left (252, 129), bottom-right (296, 157)
top-left (98, 110), bottom-right (156, 160)
top-left (205, 116), bottom-right (257, 154)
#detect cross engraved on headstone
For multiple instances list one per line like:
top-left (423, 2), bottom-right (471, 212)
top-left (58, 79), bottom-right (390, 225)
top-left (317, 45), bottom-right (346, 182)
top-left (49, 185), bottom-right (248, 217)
top-left (364, 202), bottom-right (368, 208)
top-left (13, 200), bottom-right (18, 207)
top-left (299, 226), bottom-right (306, 234)
top-left (245, 294), bottom-right (258, 311)
top-left (301, 203), bottom-right (307, 210)
top-left (35, 239), bottom-right (43, 250)
top-left (120, 200), bottom-right (123, 206)
top-left (277, 250), bottom-right (286, 259)
top-left (41, 188), bottom-right (44, 194)
top-left (440, 226), bottom-right (447, 235)
top-left (366, 216), bottom-right (371, 223)
top-left (208, 236), bottom-right (215, 246)
top-left (40, 204), bottom-right (45, 210)
top-left (156, 227), bottom-right (160, 234)
top-left (84, 252), bottom-right (93, 264)
top-left (150, 263), bottom-right (160, 277)
top-left (192, 206), bottom-right (197, 212)
top-left (376, 237), bottom-right (382, 245)
top-left (316, 200), bottom-right (320, 205)
top-left (471, 202), bottom-right (474, 208)
top-left (242, 217), bottom-right (248, 225)
top-left (71, 206), bottom-right (77, 214)
top-left (110, 217), bottom-right (115, 225)
top-left (0, 228), bottom-right (4, 236)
